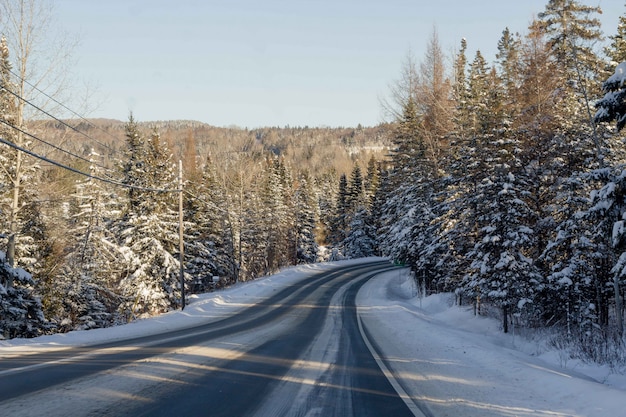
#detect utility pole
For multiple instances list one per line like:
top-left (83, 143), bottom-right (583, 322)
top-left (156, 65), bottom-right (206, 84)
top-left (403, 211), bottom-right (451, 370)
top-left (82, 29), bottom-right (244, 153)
top-left (179, 160), bottom-right (185, 310)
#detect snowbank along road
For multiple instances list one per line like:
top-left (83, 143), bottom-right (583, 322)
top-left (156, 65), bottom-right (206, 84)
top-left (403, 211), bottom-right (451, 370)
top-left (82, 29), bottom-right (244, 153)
top-left (0, 260), bottom-right (428, 417)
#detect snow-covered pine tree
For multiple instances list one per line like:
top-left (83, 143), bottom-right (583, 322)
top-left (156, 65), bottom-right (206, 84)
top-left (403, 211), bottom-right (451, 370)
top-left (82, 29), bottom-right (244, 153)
top-left (452, 38), bottom-right (471, 138)
top-left (185, 154), bottom-right (236, 289)
top-left (435, 47), bottom-right (507, 295)
top-left (456, 58), bottom-right (542, 331)
top-left (511, 19), bottom-right (609, 325)
top-left (587, 65), bottom-right (626, 336)
top-left (364, 155), bottom-right (380, 205)
top-left (343, 205), bottom-right (376, 259)
top-left (388, 97), bottom-right (425, 180)
top-left (329, 173), bottom-right (349, 252)
top-left (0, 251), bottom-right (49, 338)
top-left (312, 170), bottom-right (337, 254)
top-left (405, 184), bottom-right (443, 288)
top-left (347, 164), bottom-right (365, 213)
top-left (293, 172), bottom-right (319, 263)
top-left (464, 170), bottom-right (542, 333)
top-left (595, 62), bottom-right (626, 132)
top-left (261, 157), bottom-right (294, 273)
top-left (239, 185), bottom-right (266, 281)
top-left (467, 50), bottom-right (508, 135)
top-left (115, 119), bottom-right (182, 320)
top-left (377, 180), bottom-right (418, 265)
top-left (541, 173), bottom-right (600, 336)
top-left (496, 28), bottom-right (523, 126)
top-left (584, 166), bottom-right (626, 336)
top-left (377, 94), bottom-right (430, 266)
top-left (51, 149), bottom-right (123, 330)
top-left (605, 10), bottom-right (626, 67)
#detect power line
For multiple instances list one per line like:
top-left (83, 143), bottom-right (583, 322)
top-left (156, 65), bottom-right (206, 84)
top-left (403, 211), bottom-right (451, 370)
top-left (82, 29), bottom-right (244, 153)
top-left (0, 118), bottom-right (112, 172)
top-left (5, 67), bottom-right (123, 155)
top-left (1, 85), bottom-right (118, 172)
top-left (0, 136), bottom-right (180, 194)
top-left (183, 189), bottom-right (230, 214)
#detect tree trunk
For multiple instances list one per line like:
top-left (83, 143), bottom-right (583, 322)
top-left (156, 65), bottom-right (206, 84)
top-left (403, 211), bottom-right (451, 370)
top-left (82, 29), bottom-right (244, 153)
top-left (503, 304), bottom-right (509, 333)
top-left (615, 274), bottom-right (623, 337)
top-left (6, 136), bottom-right (22, 274)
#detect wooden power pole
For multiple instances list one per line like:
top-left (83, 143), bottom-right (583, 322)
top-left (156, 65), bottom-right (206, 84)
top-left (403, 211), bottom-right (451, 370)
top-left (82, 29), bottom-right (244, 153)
top-left (179, 160), bottom-right (185, 310)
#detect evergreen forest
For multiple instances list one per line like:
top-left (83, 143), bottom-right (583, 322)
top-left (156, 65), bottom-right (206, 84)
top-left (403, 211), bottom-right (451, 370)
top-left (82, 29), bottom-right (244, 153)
top-left (2, 0), bottom-right (626, 366)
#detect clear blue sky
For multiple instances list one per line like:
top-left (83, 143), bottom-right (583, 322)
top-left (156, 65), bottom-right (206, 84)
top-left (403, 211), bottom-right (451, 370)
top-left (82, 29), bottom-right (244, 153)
top-left (55, 0), bottom-right (623, 128)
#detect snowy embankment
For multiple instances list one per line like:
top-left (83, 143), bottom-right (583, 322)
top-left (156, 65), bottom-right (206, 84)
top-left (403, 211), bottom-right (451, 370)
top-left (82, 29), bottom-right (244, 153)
top-left (1, 258), bottom-right (625, 417)
top-left (359, 269), bottom-right (626, 417)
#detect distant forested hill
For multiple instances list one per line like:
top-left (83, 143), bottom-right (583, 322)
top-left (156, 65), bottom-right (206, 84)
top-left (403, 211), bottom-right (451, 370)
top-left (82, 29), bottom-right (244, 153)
top-left (36, 119), bottom-right (391, 177)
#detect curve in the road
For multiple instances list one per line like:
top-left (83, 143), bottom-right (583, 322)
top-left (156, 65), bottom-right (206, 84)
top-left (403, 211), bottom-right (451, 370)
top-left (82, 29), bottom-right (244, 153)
top-left (1, 261), bottom-right (430, 417)
top-left (0, 261), bottom-right (389, 402)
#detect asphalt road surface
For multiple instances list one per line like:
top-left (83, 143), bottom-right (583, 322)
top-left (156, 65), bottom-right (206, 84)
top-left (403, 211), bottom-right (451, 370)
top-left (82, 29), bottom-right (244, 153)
top-left (0, 261), bottom-right (427, 417)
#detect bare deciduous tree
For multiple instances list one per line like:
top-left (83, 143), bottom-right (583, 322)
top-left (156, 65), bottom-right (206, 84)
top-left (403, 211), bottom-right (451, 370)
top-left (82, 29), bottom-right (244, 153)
top-left (0, 0), bottom-right (76, 269)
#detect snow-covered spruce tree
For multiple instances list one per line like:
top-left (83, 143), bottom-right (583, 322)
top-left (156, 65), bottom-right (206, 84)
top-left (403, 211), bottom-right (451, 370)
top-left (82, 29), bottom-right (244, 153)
top-left (466, 50), bottom-right (497, 135)
top-left (496, 28), bottom-right (523, 126)
top-left (364, 155), bottom-right (380, 206)
top-left (293, 172), bottom-right (319, 264)
top-left (184, 154), bottom-right (236, 290)
top-left (456, 53), bottom-right (542, 331)
top-left (347, 164), bottom-right (365, 214)
top-left (512, 19), bottom-right (607, 327)
top-left (329, 173), bottom-right (349, 253)
top-left (590, 64), bottom-right (626, 336)
top-left (377, 181), bottom-right (418, 265)
top-left (595, 62), bottom-right (626, 132)
top-left (343, 205), bottom-right (377, 259)
top-left (583, 167), bottom-right (626, 336)
top-left (377, 96), bottom-right (430, 266)
top-left (115, 117), bottom-right (183, 320)
top-left (50, 150), bottom-right (123, 330)
top-left (464, 169), bottom-right (542, 333)
top-left (0, 251), bottom-right (49, 338)
top-left (451, 38), bottom-right (472, 138)
top-left (406, 181), bottom-right (444, 292)
top-left (260, 156), bottom-right (294, 273)
top-left (541, 172), bottom-right (603, 336)
top-left (313, 170), bottom-right (338, 252)
top-left (239, 184), bottom-right (267, 281)
top-left (438, 45), bottom-right (511, 296)
top-left (339, 163), bottom-right (373, 258)
top-left (428, 38), bottom-right (478, 293)
top-left (605, 10), bottom-right (626, 67)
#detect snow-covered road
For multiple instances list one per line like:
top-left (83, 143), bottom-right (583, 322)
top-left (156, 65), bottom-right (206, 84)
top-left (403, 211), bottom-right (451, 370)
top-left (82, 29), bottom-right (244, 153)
top-left (1, 258), bottom-right (625, 416)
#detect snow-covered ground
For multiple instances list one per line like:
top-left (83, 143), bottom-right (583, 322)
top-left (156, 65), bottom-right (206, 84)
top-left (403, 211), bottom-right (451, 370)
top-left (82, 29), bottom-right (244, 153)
top-left (1, 258), bottom-right (625, 416)
top-left (359, 268), bottom-right (626, 417)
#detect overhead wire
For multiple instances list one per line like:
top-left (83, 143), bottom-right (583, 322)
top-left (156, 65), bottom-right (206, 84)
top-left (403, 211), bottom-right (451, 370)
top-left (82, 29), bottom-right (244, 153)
top-left (1, 85), bottom-right (116, 173)
top-left (0, 117), bottom-right (111, 172)
top-left (183, 189), bottom-right (230, 214)
top-left (0, 77), bottom-right (184, 193)
top-left (6, 67), bottom-right (123, 156)
top-left (0, 136), bottom-right (181, 194)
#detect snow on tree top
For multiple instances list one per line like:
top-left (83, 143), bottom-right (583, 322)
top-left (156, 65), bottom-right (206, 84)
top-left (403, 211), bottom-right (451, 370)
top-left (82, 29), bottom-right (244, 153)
top-left (607, 62), bottom-right (626, 88)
